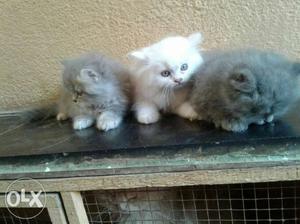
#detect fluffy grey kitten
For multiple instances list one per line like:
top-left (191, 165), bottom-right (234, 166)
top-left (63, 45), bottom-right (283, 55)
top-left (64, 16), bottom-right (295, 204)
top-left (57, 53), bottom-right (130, 131)
top-left (190, 49), bottom-right (300, 132)
top-left (93, 190), bottom-right (198, 224)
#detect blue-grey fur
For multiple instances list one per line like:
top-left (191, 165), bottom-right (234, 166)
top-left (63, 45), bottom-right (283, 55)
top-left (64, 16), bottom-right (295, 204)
top-left (190, 49), bottom-right (300, 132)
top-left (58, 52), bottom-right (130, 131)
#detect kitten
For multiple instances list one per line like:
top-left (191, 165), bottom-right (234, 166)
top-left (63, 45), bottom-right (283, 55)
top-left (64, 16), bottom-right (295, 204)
top-left (57, 53), bottom-right (129, 131)
top-left (117, 191), bottom-right (177, 224)
top-left (190, 49), bottom-right (300, 132)
top-left (92, 189), bottom-right (197, 224)
top-left (91, 190), bottom-right (177, 223)
top-left (128, 33), bottom-right (204, 124)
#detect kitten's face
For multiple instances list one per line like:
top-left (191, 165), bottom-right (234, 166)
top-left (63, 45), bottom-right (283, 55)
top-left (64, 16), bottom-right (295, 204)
top-left (223, 66), bottom-right (274, 122)
top-left (63, 67), bottom-right (110, 102)
top-left (129, 33), bottom-right (203, 88)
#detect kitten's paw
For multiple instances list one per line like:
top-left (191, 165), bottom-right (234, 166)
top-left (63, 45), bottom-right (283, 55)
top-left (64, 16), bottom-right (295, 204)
top-left (220, 120), bottom-right (248, 132)
top-left (97, 112), bottom-right (122, 131)
top-left (266, 114), bottom-right (274, 123)
top-left (175, 102), bottom-right (199, 121)
top-left (56, 112), bottom-right (68, 121)
top-left (137, 109), bottom-right (160, 124)
top-left (256, 119), bottom-right (265, 125)
top-left (73, 116), bottom-right (94, 130)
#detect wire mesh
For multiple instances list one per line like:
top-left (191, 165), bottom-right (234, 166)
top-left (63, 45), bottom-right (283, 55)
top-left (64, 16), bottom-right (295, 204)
top-left (82, 181), bottom-right (300, 224)
top-left (0, 208), bottom-right (51, 224)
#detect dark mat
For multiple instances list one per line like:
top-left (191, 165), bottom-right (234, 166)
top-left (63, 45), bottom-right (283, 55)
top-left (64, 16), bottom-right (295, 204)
top-left (0, 105), bottom-right (300, 157)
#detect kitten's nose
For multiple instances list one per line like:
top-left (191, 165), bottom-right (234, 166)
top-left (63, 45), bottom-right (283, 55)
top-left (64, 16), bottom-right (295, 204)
top-left (174, 78), bottom-right (183, 84)
top-left (73, 94), bottom-right (78, 102)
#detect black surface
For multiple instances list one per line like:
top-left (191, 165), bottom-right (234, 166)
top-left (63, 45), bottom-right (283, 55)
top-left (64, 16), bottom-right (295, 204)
top-left (1, 106), bottom-right (300, 157)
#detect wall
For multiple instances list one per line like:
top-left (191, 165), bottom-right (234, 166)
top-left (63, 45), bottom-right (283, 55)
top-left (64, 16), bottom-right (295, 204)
top-left (1, 0), bottom-right (300, 109)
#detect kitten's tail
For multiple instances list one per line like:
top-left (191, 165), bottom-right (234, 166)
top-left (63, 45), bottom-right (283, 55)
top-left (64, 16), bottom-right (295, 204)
top-left (0, 103), bottom-right (57, 122)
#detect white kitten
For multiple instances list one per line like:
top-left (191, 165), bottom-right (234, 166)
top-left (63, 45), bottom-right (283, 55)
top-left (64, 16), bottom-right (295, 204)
top-left (128, 33), bottom-right (203, 124)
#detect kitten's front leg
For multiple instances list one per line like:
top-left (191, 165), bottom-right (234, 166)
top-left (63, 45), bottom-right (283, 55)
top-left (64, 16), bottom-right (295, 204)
top-left (266, 114), bottom-right (274, 123)
top-left (220, 119), bottom-right (248, 132)
top-left (255, 119), bottom-right (265, 125)
top-left (56, 112), bottom-right (68, 121)
top-left (254, 114), bottom-right (274, 126)
top-left (73, 115), bottom-right (94, 130)
top-left (135, 101), bottom-right (160, 124)
top-left (96, 111), bottom-right (122, 131)
top-left (174, 102), bottom-right (199, 121)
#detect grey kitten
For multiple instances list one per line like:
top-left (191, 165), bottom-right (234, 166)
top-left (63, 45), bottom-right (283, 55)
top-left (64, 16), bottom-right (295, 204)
top-left (57, 53), bottom-right (130, 131)
top-left (91, 190), bottom-right (177, 223)
top-left (92, 190), bottom-right (199, 224)
top-left (190, 49), bottom-right (300, 132)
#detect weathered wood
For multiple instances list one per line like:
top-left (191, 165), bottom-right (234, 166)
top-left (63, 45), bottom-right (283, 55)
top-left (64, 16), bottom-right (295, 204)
top-left (0, 165), bottom-right (299, 192)
top-left (0, 141), bottom-right (300, 180)
top-left (47, 194), bottom-right (68, 224)
top-left (0, 194), bottom-right (67, 224)
top-left (61, 192), bottom-right (89, 224)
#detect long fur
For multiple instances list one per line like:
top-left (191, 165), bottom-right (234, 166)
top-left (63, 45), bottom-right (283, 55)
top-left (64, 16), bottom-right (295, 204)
top-left (93, 190), bottom-right (200, 224)
top-left (128, 33), bottom-right (204, 124)
top-left (190, 49), bottom-right (300, 132)
top-left (57, 52), bottom-right (130, 131)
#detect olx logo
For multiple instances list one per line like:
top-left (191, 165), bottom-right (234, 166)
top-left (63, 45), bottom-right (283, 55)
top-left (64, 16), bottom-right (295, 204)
top-left (5, 178), bottom-right (46, 219)
top-left (6, 189), bottom-right (43, 207)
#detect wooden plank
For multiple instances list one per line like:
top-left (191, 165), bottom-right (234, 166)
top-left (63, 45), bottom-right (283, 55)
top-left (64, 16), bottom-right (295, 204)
top-left (0, 165), bottom-right (299, 192)
top-left (1, 141), bottom-right (300, 180)
top-left (61, 191), bottom-right (89, 224)
top-left (47, 194), bottom-right (68, 224)
top-left (47, 208), bottom-right (68, 224)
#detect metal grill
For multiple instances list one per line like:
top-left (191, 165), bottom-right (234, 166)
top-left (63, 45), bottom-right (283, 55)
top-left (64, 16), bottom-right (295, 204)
top-left (82, 181), bottom-right (300, 224)
top-left (0, 208), bottom-right (51, 224)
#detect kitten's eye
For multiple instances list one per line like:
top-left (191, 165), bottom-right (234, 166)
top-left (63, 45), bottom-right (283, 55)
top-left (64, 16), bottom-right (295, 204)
top-left (180, 63), bottom-right (188, 71)
top-left (75, 88), bottom-right (83, 96)
top-left (161, 70), bottom-right (171, 77)
top-left (250, 107), bottom-right (259, 114)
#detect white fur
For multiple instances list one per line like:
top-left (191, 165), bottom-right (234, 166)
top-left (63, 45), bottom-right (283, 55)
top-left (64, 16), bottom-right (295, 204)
top-left (220, 120), bottom-right (248, 132)
top-left (73, 115), bottom-right (94, 130)
top-left (266, 114), bottom-right (274, 123)
top-left (56, 112), bottom-right (68, 121)
top-left (256, 119), bottom-right (265, 125)
top-left (128, 33), bottom-right (203, 124)
top-left (96, 111), bottom-right (122, 131)
top-left (175, 102), bottom-right (198, 121)
top-left (135, 101), bottom-right (160, 124)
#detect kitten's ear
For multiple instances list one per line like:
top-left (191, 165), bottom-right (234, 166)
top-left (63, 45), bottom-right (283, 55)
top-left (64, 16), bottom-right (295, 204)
top-left (229, 69), bottom-right (256, 93)
top-left (80, 68), bottom-right (101, 81)
top-left (127, 50), bottom-right (148, 62)
top-left (187, 32), bottom-right (203, 47)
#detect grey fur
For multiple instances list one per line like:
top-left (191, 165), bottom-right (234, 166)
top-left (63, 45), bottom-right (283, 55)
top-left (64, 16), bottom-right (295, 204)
top-left (57, 52), bottom-right (130, 131)
top-left (190, 49), bottom-right (300, 132)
